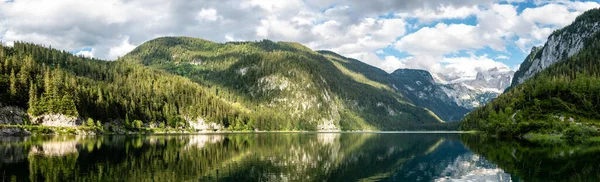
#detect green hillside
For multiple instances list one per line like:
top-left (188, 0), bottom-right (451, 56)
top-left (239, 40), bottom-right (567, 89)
top-left (0, 42), bottom-right (251, 131)
top-left (124, 37), bottom-right (453, 130)
top-left (461, 9), bottom-right (600, 139)
top-left (0, 38), bottom-right (457, 131)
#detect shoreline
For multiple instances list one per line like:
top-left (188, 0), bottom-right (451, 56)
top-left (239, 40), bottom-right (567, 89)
top-left (148, 130), bottom-right (475, 134)
top-left (0, 124), bottom-right (473, 136)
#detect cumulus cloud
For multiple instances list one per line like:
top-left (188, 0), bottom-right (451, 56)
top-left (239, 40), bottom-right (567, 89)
top-left (495, 55), bottom-right (509, 60)
top-left (75, 48), bottom-right (94, 58)
top-left (0, 0), bottom-right (599, 80)
top-left (0, 0), bottom-right (265, 59)
top-left (370, 53), bottom-right (509, 81)
top-left (197, 8), bottom-right (221, 22)
top-left (109, 37), bottom-right (136, 59)
top-left (398, 5), bottom-right (480, 22)
top-left (395, 23), bottom-right (503, 56)
top-left (391, 2), bottom-right (599, 78)
top-left (440, 54), bottom-right (511, 78)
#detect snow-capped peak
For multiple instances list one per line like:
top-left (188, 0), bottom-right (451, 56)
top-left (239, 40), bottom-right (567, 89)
top-left (433, 67), bottom-right (515, 109)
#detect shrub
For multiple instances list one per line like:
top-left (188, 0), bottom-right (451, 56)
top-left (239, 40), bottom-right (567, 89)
top-left (86, 118), bottom-right (95, 127)
top-left (133, 120), bottom-right (143, 129)
top-left (562, 124), bottom-right (597, 142)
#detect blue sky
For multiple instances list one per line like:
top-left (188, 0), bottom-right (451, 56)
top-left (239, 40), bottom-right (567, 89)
top-left (1, 0), bottom-right (599, 80)
top-left (384, 0), bottom-right (543, 70)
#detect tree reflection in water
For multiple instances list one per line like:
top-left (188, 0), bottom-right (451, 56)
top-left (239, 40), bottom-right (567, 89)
top-left (460, 134), bottom-right (600, 181)
top-left (2, 133), bottom-right (593, 181)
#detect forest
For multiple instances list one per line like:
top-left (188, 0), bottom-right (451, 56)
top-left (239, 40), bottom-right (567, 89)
top-left (0, 42), bottom-right (281, 131)
top-left (461, 29), bottom-right (600, 141)
top-left (0, 39), bottom-right (458, 132)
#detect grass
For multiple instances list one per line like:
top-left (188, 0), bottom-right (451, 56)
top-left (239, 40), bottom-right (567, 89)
top-left (328, 57), bottom-right (392, 91)
top-left (0, 124), bottom-right (85, 135)
top-left (517, 132), bottom-right (600, 145)
top-left (523, 132), bottom-right (564, 144)
top-left (1, 124), bottom-right (233, 135)
top-left (586, 136), bottom-right (600, 143)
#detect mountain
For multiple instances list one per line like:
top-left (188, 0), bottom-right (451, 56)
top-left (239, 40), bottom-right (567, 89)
top-left (0, 42), bottom-right (256, 132)
top-left (125, 37), bottom-right (475, 130)
top-left (387, 67), bottom-right (513, 122)
top-left (435, 68), bottom-right (514, 109)
top-left (389, 69), bottom-right (470, 121)
top-left (461, 8), bottom-right (600, 139)
top-left (3, 37), bottom-right (461, 132)
top-left (123, 37), bottom-right (466, 130)
top-left (466, 67), bottom-right (514, 93)
top-left (511, 10), bottom-right (600, 88)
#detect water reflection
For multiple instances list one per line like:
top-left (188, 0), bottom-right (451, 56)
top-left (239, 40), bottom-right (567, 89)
top-left (29, 136), bottom-right (81, 156)
top-left (0, 133), bottom-right (596, 181)
top-left (435, 154), bottom-right (511, 182)
top-left (461, 134), bottom-right (600, 181)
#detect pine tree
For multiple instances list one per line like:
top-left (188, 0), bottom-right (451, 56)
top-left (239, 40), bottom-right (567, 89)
top-left (43, 66), bottom-right (52, 95)
top-left (9, 68), bottom-right (17, 97)
top-left (96, 87), bottom-right (104, 104)
top-left (28, 81), bottom-right (38, 114)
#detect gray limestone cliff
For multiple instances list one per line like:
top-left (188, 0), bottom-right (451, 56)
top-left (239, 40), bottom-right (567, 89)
top-left (512, 17), bottom-right (600, 87)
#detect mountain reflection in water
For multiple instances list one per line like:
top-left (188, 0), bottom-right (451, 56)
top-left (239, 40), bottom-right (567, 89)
top-left (0, 133), bottom-right (597, 181)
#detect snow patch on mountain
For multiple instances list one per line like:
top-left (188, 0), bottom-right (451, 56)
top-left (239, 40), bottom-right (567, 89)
top-left (436, 67), bottom-right (514, 109)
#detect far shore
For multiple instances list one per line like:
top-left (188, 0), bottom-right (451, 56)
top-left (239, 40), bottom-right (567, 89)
top-left (0, 124), bottom-right (474, 135)
top-left (146, 130), bottom-right (475, 135)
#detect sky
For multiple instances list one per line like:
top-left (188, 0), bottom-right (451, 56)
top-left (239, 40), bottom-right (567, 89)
top-left (1, 0), bottom-right (599, 80)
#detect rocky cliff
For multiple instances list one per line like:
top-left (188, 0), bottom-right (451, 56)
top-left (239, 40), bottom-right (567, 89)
top-left (390, 69), bottom-right (470, 121)
top-left (512, 16), bottom-right (600, 87)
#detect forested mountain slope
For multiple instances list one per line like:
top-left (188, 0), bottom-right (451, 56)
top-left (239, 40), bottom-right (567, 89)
top-left (124, 37), bottom-right (455, 130)
top-left (0, 39), bottom-right (457, 131)
top-left (0, 42), bottom-right (250, 131)
top-left (461, 9), bottom-right (600, 139)
top-left (389, 69), bottom-right (470, 121)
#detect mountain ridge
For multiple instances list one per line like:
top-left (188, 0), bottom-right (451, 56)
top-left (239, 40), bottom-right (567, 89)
top-left (2, 36), bottom-right (454, 131)
top-left (461, 8), bottom-right (600, 139)
top-left (125, 37), bottom-right (460, 129)
top-left (511, 9), bottom-right (600, 88)
top-left (389, 68), bottom-right (470, 121)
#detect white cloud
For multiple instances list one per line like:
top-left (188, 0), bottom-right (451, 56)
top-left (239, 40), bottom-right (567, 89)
top-left (109, 37), bottom-right (136, 59)
top-left (255, 15), bottom-right (308, 39)
top-left (373, 53), bottom-right (510, 80)
top-left (309, 17), bottom-right (407, 58)
top-left (0, 0), bottom-right (598, 81)
top-left (399, 5), bottom-right (480, 22)
top-left (512, 64), bottom-right (520, 71)
top-left (197, 8), bottom-right (221, 22)
top-left (0, 0), bottom-right (267, 60)
top-left (3, 41), bottom-right (14, 47)
top-left (396, 2), bottom-right (599, 58)
top-left (563, 1), bottom-right (600, 12)
top-left (75, 48), bottom-right (94, 58)
top-left (224, 34), bottom-right (236, 42)
top-left (441, 54), bottom-right (510, 78)
top-left (243, 0), bottom-right (305, 14)
top-left (495, 55), bottom-right (509, 60)
top-left (380, 56), bottom-right (408, 72)
top-left (395, 23), bottom-right (502, 56)
top-left (521, 4), bottom-right (579, 27)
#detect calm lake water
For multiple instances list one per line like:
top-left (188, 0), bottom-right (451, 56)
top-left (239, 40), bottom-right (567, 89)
top-left (0, 133), bottom-right (598, 181)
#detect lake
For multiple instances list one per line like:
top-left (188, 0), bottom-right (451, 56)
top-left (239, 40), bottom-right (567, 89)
top-left (0, 133), bottom-right (598, 181)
